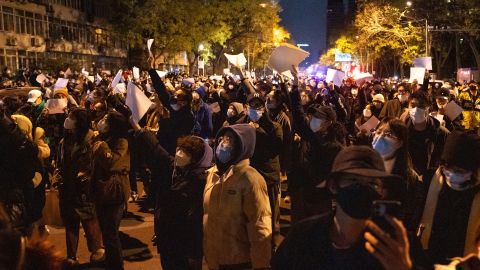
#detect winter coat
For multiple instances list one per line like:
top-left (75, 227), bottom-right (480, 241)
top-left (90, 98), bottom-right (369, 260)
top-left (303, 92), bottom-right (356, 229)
top-left (379, 98), bottom-right (406, 119)
top-left (91, 138), bottom-right (130, 204)
top-left (192, 101), bottom-right (213, 139)
top-left (400, 113), bottom-right (449, 176)
top-left (58, 130), bottom-right (97, 220)
top-left (203, 124), bottom-right (272, 269)
top-left (269, 109), bottom-right (293, 174)
top-left (245, 114), bottom-right (283, 186)
top-left (156, 137), bottom-right (213, 259)
top-left (149, 69), bottom-right (195, 155)
top-left (458, 89), bottom-right (480, 131)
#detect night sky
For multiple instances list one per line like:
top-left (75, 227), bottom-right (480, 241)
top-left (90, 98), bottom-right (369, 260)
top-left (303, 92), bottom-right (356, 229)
top-left (279, 0), bottom-right (327, 67)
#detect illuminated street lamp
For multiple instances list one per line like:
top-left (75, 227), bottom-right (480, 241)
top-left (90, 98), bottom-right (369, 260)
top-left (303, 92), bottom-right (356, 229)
top-left (406, 1), bottom-right (412, 7)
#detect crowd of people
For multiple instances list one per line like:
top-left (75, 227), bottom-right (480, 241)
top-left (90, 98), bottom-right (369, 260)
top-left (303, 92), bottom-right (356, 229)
top-left (0, 55), bottom-right (479, 270)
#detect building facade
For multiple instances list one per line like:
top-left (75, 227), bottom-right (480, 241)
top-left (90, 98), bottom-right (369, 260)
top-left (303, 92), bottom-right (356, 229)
top-left (0, 0), bottom-right (127, 72)
top-left (326, 0), bottom-right (356, 48)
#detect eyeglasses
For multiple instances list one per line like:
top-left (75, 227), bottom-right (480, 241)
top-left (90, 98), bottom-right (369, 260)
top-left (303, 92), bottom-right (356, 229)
top-left (374, 129), bottom-right (399, 140)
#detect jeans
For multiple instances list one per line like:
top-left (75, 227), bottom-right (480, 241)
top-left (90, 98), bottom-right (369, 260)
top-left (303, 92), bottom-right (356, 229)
top-left (97, 203), bottom-right (124, 270)
top-left (64, 216), bottom-right (103, 259)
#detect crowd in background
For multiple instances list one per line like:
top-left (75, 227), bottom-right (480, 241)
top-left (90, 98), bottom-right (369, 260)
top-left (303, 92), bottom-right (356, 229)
top-left (0, 56), bottom-right (479, 270)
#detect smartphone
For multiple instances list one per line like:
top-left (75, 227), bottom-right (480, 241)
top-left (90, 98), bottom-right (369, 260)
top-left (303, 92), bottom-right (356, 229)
top-left (371, 200), bottom-right (402, 239)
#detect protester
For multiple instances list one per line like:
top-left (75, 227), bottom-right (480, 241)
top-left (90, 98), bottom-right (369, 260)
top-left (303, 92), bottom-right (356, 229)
top-left (272, 145), bottom-right (431, 270)
top-left (430, 88), bottom-right (463, 132)
top-left (380, 83), bottom-right (410, 119)
top-left (400, 91), bottom-right (449, 176)
top-left (203, 124), bottom-right (272, 270)
top-left (458, 82), bottom-right (479, 134)
top-left (91, 111), bottom-right (130, 270)
top-left (156, 136), bottom-right (212, 270)
top-left (57, 108), bottom-right (104, 266)
top-left (416, 131), bottom-right (480, 264)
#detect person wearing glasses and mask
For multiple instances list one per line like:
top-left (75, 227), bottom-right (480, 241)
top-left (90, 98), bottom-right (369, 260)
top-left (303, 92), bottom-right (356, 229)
top-left (416, 131), bottom-right (480, 265)
top-left (203, 124), bottom-right (272, 270)
top-left (400, 91), bottom-right (449, 177)
top-left (372, 117), bottom-right (424, 232)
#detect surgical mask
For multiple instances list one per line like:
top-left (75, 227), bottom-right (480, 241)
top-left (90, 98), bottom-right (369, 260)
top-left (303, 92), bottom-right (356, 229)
top-left (171, 104), bottom-right (180, 111)
top-left (443, 168), bottom-right (473, 191)
top-left (336, 183), bottom-right (381, 219)
top-left (63, 117), bottom-right (76, 130)
top-left (309, 117), bottom-right (323, 133)
top-left (398, 94), bottom-right (408, 103)
top-left (409, 107), bottom-right (427, 124)
top-left (351, 89), bottom-right (358, 96)
top-left (175, 149), bottom-right (192, 167)
top-left (372, 135), bottom-right (400, 159)
top-left (227, 109), bottom-right (236, 118)
top-left (216, 144), bottom-right (233, 164)
top-left (97, 118), bottom-right (109, 134)
top-left (228, 84), bottom-right (234, 90)
top-left (248, 108), bottom-right (263, 122)
top-left (363, 109), bottom-right (372, 118)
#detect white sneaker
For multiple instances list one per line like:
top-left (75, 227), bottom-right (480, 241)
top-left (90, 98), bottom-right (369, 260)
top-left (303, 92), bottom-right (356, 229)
top-left (90, 248), bottom-right (105, 263)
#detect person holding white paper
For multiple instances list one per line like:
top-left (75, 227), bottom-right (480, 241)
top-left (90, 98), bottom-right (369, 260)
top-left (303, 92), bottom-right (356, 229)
top-left (430, 88), bottom-right (463, 132)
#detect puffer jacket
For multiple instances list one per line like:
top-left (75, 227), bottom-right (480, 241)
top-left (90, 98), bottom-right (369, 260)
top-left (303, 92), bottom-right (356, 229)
top-left (458, 89), bottom-right (480, 131)
top-left (203, 124), bottom-right (272, 269)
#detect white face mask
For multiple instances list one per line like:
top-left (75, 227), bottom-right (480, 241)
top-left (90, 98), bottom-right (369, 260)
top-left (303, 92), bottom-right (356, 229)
top-left (228, 84), bottom-right (234, 90)
top-left (227, 109), bottom-right (236, 118)
top-left (97, 118), bottom-right (109, 134)
top-left (175, 149), bottom-right (192, 167)
top-left (309, 117), bottom-right (323, 133)
top-left (63, 117), bottom-right (76, 130)
top-left (409, 107), bottom-right (427, 124)
top-left (398, 94), bottom-right (408, 103)
top-left (442, 167), bottom-right (473, 191)
top-left (171, 104), bottom-right (180, 111)
top-left (363, 109), bottom-right (372, 118)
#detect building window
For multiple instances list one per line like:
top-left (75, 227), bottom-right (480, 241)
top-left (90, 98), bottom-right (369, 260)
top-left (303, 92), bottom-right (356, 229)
top-left (2, 6), bottom-right (15, 32)
top-left (35, 14), bottom-right (45, 37)
top-left (15, 9), bottom-right (26, 34)
top-left (25, 12), bottom-right (34, 35)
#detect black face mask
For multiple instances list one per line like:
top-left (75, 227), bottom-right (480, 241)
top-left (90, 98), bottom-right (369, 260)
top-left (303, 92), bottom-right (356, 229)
top-left (336, 183), bottom-right (381, 219)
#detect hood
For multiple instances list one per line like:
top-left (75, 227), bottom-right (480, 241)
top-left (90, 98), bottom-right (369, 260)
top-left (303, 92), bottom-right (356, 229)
top-left (192, 136), bottom-right (213, 169)
top-left (11, 114), bottom-right (33, 141)
top-left (215, 124), bottom-right (256, 165)
top-left (230, 102), bottom-right (244, 114)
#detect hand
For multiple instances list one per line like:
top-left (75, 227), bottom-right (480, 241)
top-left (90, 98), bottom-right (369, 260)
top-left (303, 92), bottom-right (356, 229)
top-left (148, 56), bottom-right (155, 69)
top-left (364, 216), bottom-right (412, 270)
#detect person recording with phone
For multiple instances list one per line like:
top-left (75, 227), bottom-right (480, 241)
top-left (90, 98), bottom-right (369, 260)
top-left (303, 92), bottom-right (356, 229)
top-left (272, 145), bottom-right (432, 270)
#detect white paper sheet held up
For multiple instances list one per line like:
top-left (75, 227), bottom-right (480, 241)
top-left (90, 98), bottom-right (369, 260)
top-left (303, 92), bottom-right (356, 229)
top-left (224, 53), bottom-right (247, 68)
top-left (326, 69), bottom-right (345, 87)
top-left (444, 101), bottom-right (463, 120)
top-left (359, 116), bottom-right (380, 133)
top-left (268, 44), bottom-right (309, 73)
top-left (413, 57), bottom-right (432, 71)
top-left (111, 69), bottom-right (123, 88)
top-left (36, 74), bottom-right (47, 84)
top-left (147, 39), bottom-right (154, 57)
top-left (54, 78), bottom-right (69, 90)
top-left (126, 82), bottom-right (153, 124)
top-left (46, 98), bottom-right (68, 114)
top-left (409, 67), bottom-right (426, 83)
top-left (133, 67), bottom-right (140, 79)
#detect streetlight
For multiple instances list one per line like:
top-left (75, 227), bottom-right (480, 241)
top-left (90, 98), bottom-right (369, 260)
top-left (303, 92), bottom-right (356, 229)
top-left (406, 1), bottom-right (412, 7)
top-left (403, 2), bottom-right (428, 56)
top-left (198, 44), bottom-right (204, 51)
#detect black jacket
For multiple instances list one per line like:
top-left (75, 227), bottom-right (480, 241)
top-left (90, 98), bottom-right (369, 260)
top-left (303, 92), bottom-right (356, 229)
top-left (149, 69), bottom-right (195, 155)
top-left (272, 213), bottom-right (433, 270)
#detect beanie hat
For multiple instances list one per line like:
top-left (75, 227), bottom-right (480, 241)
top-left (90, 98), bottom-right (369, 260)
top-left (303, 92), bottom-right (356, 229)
top-left (441, 131), bottom-right (480, 171)
top-left (230, 102), bottom-right (245, 114)
top-left (372, 94), bottom-right (385, 103)
top-left (11, 114), bottom-right (33, 141)
top-left (53, 87), bottom-right (69, 98)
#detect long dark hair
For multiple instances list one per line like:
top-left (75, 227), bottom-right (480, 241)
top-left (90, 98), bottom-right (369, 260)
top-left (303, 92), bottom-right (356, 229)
top-left (377, 117), bottom-right (415, 185)
top-left (70, 107), bottom-right (90, 142)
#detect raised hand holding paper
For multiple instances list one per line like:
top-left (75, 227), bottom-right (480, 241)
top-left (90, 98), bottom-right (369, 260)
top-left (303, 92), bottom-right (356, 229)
top-left (36, 74), bottom-right (47, 84)
top-left (413, 57), bottom-right (432, 71)
top-left (409, 67), bottom-right (426, 83)
top-left (147, 39), bottom-right (154, 57)
top-left (224, 53), bottom-right (247, 68)
top-left (133, 67), bottom-right (140, 80)
top-left (111, 69), bottom-right (123, 88)
top-left (46, 98), bottom-right (68, 114)
top-left (126, 82), bottom-right (153, 123)
top-left (326, 69), bottom-right (345, 87)
top-left (268, 44), bottom-right (309, 73)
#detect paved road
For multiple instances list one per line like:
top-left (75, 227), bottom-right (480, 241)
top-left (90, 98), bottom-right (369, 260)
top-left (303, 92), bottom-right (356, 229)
top-left (46, 183), bottom-right (292, 270)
